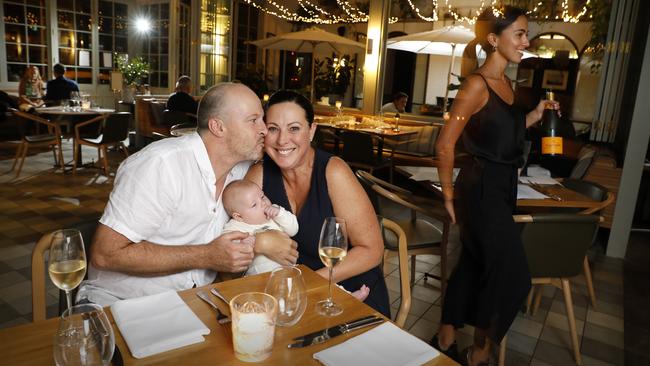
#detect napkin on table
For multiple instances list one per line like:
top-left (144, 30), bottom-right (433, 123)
top-left (313, 322), bottom-right (439, 366)
top-left (110, 291), bottom-right (210, 359)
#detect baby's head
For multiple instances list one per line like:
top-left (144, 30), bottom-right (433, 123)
top-left (223, 180), bottom-right (271, 225)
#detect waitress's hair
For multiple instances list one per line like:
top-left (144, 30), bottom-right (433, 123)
top-left (461, 6), bottom-right (527, 75)
top-left (266, 90), bottom-right (314, 126)
top-left (475, 6), bottom-right (528, 54)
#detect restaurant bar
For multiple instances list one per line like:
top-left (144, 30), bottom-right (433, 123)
top-left (0, 1), bottom-right (648, 365)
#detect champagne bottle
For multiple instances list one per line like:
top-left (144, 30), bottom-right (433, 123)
top-left (540, 91), bottom-right (563, 156)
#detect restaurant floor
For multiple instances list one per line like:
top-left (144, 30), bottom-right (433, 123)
top-left (0, 140), bottom-right (635, 366)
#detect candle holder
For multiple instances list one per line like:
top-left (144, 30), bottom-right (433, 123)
top-left (335, 101), bottom-right (343, 117)
top-left (393, 113), bottom-right (400, 132)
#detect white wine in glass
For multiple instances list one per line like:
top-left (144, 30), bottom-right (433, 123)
top-left (48, 229), bottom-right (87, 310)
top-left (316, 217), bottom-right (348, 316)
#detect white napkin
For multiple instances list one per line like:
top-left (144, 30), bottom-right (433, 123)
top-left (313, 322), bottom-right (439, 366)
top-left (517, 184), bottom-right (549, 200)
top-left (110, 291), bottom-right (210, 359)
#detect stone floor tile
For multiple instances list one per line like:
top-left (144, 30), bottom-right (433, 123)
top-left (533, 340), bottom-right (581, 366)
top-left (505, 330), bottom-right (538, 356)
top-left (583, 322), bottom-right (624, 349)
top-left (581, 336), bottom-right (624, 366)
top-left (586, 310), bottom-right (624, 333)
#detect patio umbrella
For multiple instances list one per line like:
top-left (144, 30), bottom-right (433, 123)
top-left (249, 27), bottom-right (365, 102)
top-left (387, 25), bottom-right (475, 113)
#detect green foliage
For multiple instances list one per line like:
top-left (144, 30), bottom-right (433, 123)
top-left (447, 73), bottom-right (465, 91)
top-left (314, 55), bottom-right (354, 98)
top-left (235, 64), bottom-right (272, 97)
top-left (115, 55), bottom-right (150, 86)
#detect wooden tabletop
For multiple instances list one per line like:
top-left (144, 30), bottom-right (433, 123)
top-left (0, 266), bottom-right (457, 366)
top-left (395, 165), bottom-right (600, 210)
top-left (35, 106), bottom-right (116, 115)
top-left (315, 122), bottom-right (418, 138)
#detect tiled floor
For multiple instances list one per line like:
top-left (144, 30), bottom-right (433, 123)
top-left (0, 140), bottom-right (629, 365)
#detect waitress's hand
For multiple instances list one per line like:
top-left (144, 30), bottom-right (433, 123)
top-left (526, 99), bottom-right (561, 127)
top-left (444, 199), bottom-right (456, 225)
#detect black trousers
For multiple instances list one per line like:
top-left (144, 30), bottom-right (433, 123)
top-left (440, 158), bottom-right (531, 343)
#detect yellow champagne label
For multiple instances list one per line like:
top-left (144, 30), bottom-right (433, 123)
top-left (542, 136), bottom-right (563, 155)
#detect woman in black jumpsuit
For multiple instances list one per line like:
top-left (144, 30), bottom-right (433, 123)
top-left (432, 7), bottom-right (560, 366)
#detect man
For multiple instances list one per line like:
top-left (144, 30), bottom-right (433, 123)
top-left (43, 63), bottom-right (79, 104)
top-left (381, 92), bottom-right (408, 114)
top-left (77, 83), bottom-right (298, 306)
top-left (167, 75), bottom-right (198, 115)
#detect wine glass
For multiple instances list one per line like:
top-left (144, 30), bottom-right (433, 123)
top-left (48, 229), bottom-right (87, 310)
top-left (53, 303), bottom-right (115, 366)
top-left (264, 266), bottom-right (307, 326)
top-left (316, 217), bottom-right (348, 316)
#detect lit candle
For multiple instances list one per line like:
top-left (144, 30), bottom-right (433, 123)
top-left (335, 101), bottom-right (342, 110)
top-left (263, 94), bottom-right (270, 102)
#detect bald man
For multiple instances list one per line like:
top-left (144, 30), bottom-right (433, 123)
top-left (77, 83), bottom-right (298, 306)
top-left (167, 75), bottom-right (198, 114)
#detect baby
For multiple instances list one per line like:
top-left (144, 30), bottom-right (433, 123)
top-left (222, 180), bottom-right (369, 300)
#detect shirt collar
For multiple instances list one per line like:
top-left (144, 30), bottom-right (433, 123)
top-left (189, 132), bottom-right (215, 184)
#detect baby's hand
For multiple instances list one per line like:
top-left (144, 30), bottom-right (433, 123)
top-left (264, 204), bottom-right (280, 219)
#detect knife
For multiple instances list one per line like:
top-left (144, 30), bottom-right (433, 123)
top-left (287, 316), bottom-right (384, 348)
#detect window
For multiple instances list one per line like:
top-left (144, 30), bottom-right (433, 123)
top-left (235, 2), bottom-right (259, 78)
top-left (57, 0), bottom-right (93, 83)
top-left (143, 3), bottom-right (169, 88)
top-left (3, 0), bottom-right (48, 82)
top-left (98, 1), bottom-right (129, 84)
top-left (178, 0), bottom-right (191, 78)
top-left (199, 0), bottom-right (231, 93)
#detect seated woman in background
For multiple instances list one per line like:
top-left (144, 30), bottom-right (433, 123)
top-left (246, 90), bottom-right (389, 316)
top-left (18, 66), bottom-right (44, 111)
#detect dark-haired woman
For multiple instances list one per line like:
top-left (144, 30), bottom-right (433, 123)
top-left (433, 7), bottom-right (560, 365)
top-left (245, 90), bottom-right (390, 316)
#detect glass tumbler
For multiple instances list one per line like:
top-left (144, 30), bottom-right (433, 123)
top-left (230, 292), bottom-right (278, 363)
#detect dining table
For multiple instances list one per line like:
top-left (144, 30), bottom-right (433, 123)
top-left (315, 117), bottom-right (417, 158)
top-left (396, 165), bottom-right (601, 210)
top-left (0, 265), bottom-right (458, 366)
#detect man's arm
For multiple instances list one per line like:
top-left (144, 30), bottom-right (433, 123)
top-left (91, 223), bottom-right (255, 276)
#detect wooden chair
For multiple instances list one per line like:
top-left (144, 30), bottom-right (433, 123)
top-left (73, 112), bottom-right (131, 176)
top-left (380, 217), bottom-right (411, 328)
top-left (342, 131), bottom-right (394, 182)
top-left (9, 109), bottom-right (64, 177)
top-left (514, 213), bottom-right (600, 366)
top-left (31, 218), bottom-right (99, 321)
top-left (356, 170), bottom-right (451, 297)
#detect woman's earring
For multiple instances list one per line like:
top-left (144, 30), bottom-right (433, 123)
top-left (493, 44), bottom-right (498, 52)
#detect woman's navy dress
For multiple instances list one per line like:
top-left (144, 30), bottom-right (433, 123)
top-left (440, 74), bottom-right (532, 343)
top-left (262, 149), bottom-right (390, 317)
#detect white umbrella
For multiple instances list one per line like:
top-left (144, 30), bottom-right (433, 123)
top-left (387, 25), bottom-right (475, 113)
top-left (249, 27), bottom-right (365, 102)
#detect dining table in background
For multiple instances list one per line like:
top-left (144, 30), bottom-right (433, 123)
top-left (395, 165), bottom-right (600, 210)
top-left (0, 265), bottom-right (457, 366)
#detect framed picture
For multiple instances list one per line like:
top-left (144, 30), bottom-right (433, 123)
top-left (517, 68), bottom-right (534, 88)
top-left (541, 69), bottom-right (569, 91)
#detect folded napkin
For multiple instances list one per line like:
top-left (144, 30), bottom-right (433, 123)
top-left (313, 322), bottom-right (439, 366)
top-left (111, 291), bottom-right (210, 359)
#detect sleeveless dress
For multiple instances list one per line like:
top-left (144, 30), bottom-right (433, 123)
top-left (263, 149), bottom-right (390, 317)
top-left (440, 74), bottom-right (531, 343)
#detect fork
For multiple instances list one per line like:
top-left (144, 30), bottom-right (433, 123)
top-left (529, 182), bottom-right (563, 201)
top-left (196, 290), bottom-right (231, 324)
top-left (210, 287), bottom-right (229, 304)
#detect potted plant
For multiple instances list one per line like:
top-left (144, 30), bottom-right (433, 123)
top-left (314, 55), bottom-right (354, 101)
top-left (115, 54), bottom-right (150, 102)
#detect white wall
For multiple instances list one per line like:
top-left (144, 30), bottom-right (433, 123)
top-left (424, 54), bottom-right (462, 105)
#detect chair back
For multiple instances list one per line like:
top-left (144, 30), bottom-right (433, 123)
top-left (569, 146), bottom-right (597, 179)
top-left (162, 109), bottom-right (196, 127)
top-left (31, 218), bottom-right (99, 321)
top-left (341, 131), bottom-right (377, 165)
top-left (355, 170), bottom-right (384, 215)
top-left (517, 214), bottom-right (599, 279)
top-left (556, 178), bottom-right (613, 215)
top-left (101, 112), bottom-right (131, 144)
top-left (380, 217), bottom-right (411, 328)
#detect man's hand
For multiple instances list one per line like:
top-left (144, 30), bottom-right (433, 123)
top-left (264, 204), bottom-right (281, 219)
top-left (255, 230), bottom-right (298, 265)
top-left (205, 231), bottom-right (254, 273)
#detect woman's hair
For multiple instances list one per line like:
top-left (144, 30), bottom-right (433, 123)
top-left (474, 6), bottom-right (528, 54)
top-left (22, 66), bottom-right (42, 83)
top-left (266, 90), bottom-right (314, 126)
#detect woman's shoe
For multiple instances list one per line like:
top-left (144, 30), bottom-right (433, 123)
top-left (428, 333), bottom-right (458, 360)
top-left (461, 346), bottom-right (491, 366)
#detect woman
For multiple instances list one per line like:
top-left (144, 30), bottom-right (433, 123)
top-left (433, 7), bottom-right (560, 366)
top-left (18, 66), bottom-right (44, 111)
top-left (246, 90), bottom-right (390, 316)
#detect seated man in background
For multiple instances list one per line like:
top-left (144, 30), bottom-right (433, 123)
top-left (167, 75), bottom-right (198, 115)
top-left (43, 63), bottom-right (79, 105)
top-left (76, 83), bottom-right (298, 306)
top-left (381, 92), bottom-right (408, 114)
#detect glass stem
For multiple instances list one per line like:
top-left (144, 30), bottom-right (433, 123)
top-left (65, 290), bottom-right (72, 310)
top-left (327, 266), bottom-right (333, 306)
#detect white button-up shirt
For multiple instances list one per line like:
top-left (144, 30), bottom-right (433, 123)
top-left (77, 132), bottom-right (251, 306)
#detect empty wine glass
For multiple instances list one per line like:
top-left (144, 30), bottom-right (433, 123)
top-left (316, 217), bottom-right (348, 316)
top-left (264, 266), bottom-right (307, 326)
top-left (48, 229), bottom-right (87, 310)
top-left (53, 303), bottom-right (115, 366)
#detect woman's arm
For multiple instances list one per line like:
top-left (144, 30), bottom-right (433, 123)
top-left (323, 157), bottom-right (384, 283)
top-left (435, 75), bottom-right (488, 223)
top-left (525, 99), bottom-right (560, 128)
